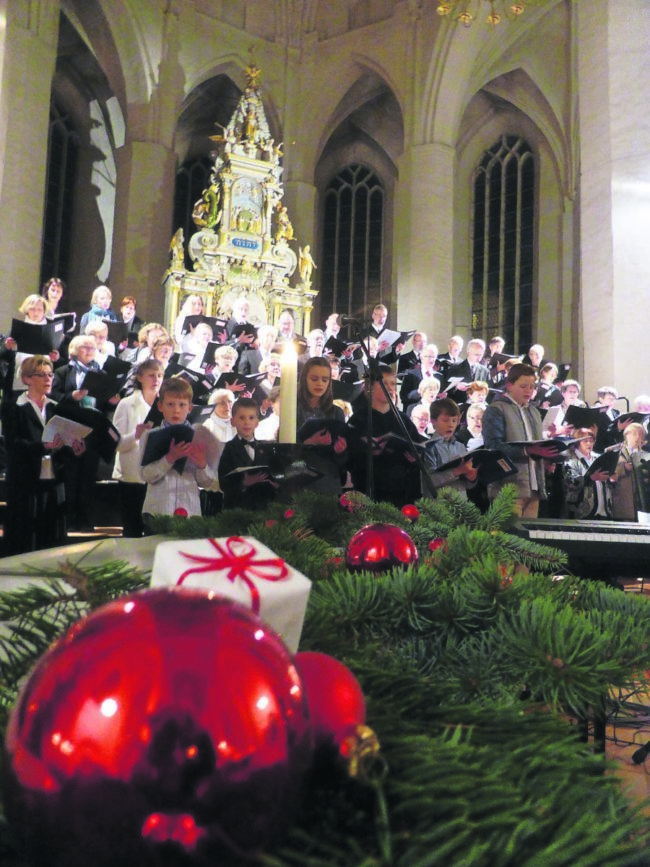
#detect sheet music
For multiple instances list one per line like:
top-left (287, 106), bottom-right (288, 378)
top-left (43, 416), bottom-right (92, 446)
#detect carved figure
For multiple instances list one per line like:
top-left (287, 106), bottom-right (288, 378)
top-left (298, 245), bottom-right (317, 284)
top-left (192, 183), bottom-right (222, 230)
top-left (244, 62), bottom-right (262, 90)
top-left (243, 106), bottom-right (257, 142)
top-left (274, 203), bottom-right (294, 242)
top-left (169, 228), bottom-right (185, 268)
top-left (210, 123), bottom-right (236, 153)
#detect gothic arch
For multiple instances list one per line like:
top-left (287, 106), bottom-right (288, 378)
top-left (314, 72), bottom-right (404, 318)
top-left (453, 77), bottom-right (576, 359)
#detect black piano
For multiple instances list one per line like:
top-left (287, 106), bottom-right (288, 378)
top-left (514, 519), bottom-right (650, 583)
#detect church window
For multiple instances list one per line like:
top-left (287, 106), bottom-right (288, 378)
top-left (173, 157), bottom-right (213, 267)
top-left (40, 102), bottom-right (79, 286)
top-left (320, 164), bottom-right (384, 318)
top-left (471, 135), bottom-right (534, 353)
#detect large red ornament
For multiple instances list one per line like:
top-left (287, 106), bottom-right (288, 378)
top-left (294, 651), bottom-right (366, 751)
top-left (345, 522), bottom-right (418, 573)
top-left (4, 588), bottom-right (313, 867)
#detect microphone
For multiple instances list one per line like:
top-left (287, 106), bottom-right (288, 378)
top-left (340, 316), bottom-right (360, 326)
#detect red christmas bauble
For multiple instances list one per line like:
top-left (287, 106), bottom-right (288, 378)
top-left (4, 589), bottom-right (313, 867)
top-left (428, 537), bottom-right (447, 553)
top-left (173, 507), bottom-right (189, 517)
top-left (345, 523), bottom-right (418, 573)
top-left (401, 504), bottom-right (420, 522)
top-left (339, 491), bottom-right (368, 513)
top-left (294, 652), bottom-right (365, 750)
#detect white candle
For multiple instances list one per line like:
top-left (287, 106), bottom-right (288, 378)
top-left (278, 342), bottom-right (297, 443)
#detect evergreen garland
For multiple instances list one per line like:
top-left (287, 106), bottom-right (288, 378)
top-left (0, 485), bottom-right (649, 866)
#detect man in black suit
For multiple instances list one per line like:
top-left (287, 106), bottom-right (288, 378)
top-left (367, 303), bottom-right (388, 340)
top-left (399, 344), bottom-right (443, 412)
top-left (397, 331), bottom-right (427, 374)
top-left (226, 297), bottom-right (257, 359)
top-left (443, 338), bottom-right (490, 403)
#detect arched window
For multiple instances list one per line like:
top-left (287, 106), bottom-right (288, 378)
top-left (471, 135), bottom-right (534, 353)
top-left (173, 157), bottom-right (213, 268)
top-left (40, 102), bottom-right (79, 286)
top-left (320, 164), bottom-right (384, 318)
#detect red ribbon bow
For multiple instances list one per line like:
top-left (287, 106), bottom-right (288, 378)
top-left (176, 537), bottom-right (289, 614)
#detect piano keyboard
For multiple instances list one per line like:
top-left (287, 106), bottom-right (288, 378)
top-left (522, 519), bottom-right (650, 546)
top-left (514, 519), bottom-right (650, 582)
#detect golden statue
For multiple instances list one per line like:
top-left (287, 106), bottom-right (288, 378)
top-left (192, 182), bottom-right (222, 230)
top-left (169, 228), bottom-right (185, 268)
top-left (274, 203), bottom-right (294, 242)
top-left (299, 245), bottom-right (317, 284)
top-left (244, 61), bottom-right (262, 90)
top-left (243, 106), bottom-right (257, 142)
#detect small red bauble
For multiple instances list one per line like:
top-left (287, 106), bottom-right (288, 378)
top-left (339, 491), bottom-right (367, 513)
top-left (173, 507), bottom-right (189, 517)
top-left (265, 519), bottom-right (278, 528)
top-left (401, 504), bottom-right (419, 522)
top-left (428, 537), bottom-right (447, 553)
top-left (346, 522), bottom-right (418, 573)
top-left (4, 589), bottom-right (313, 867)
top-left (283, 508), bottom-right (295, 520)
top-left (294, 651), bottom-right (365, 751)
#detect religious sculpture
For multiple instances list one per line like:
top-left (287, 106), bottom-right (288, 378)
top-left (169, 228), bottom-right (185, 269)
top-left (163, 59), bottom-right (317, 340)
top-left (298, 245), bottom-right (317, 284)
top-left (192, 182), bottom-right (222, 230)
top-left (275, 203), bottom-right (294, 242)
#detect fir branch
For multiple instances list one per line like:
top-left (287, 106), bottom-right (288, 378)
top-left (2, 487), bottom-right (650, 866)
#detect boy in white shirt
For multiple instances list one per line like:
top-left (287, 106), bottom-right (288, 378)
top-left (140, 377), bottom-right (215, 518)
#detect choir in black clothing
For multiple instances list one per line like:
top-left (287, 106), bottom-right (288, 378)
top-left (3, 284), bottom-right (650, 544)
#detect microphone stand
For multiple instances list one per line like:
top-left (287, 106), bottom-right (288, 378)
top-left (344, 319), bottom-right (437, 500)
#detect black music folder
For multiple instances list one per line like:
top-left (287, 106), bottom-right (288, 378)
top-left (189, 404), bottom-right (214, 425)
top-left (180, 315), bottom-right (228, 343)
top-left (488, 353), bottom-right (521, 368)
top-left (52, 398), bottom-right (121, 463)
top-left (324, 335), bottom-right (361, 357)
top-left (564, 405), bottom-right (611, 430)
top-left (104, 320), bottom-right (129, 347)
top-left (141, 423), bottom-right (194, 474)
top-left (213, 371), bottom-right (267, 403)
top-left (332, 379), bottom-right (365, 404)
top-left (171, 367), bottom-right (214, 403)
top-left (615, 411), bottom-right (650, 427)
top-left (229, 322), bottom-right (258, 341)
top-left (51, 311), bottom-right (77, 333)
top-left (377, 329), bottom-right (414, 349)
top-left (10, 319), bottom-right (65, 354)
top-left (429, 447), bottom-right (518, 485)
top-left (583, 450), bottom-right (620, 480)
top-left (297, 417), bottom-right (349, 442)
top-left (509, 435), bottom-right (590, 455)
top-left (80, 368), bottom-right (130, 404)
top-left (224, 444), bottom-right (325, 493)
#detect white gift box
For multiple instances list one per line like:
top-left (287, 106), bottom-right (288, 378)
top-left (150, 536), bottom-right (311, 652)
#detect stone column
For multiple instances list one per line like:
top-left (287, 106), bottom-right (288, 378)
top-left (394, 142), bottom-right (455, 340)
top-left (577, 0), bottom-right (650, 405)
top-left (110, 2), bottom-right (185, 325)
top-left (111, 138), bottom-right (177, 323)
top-left (0, 0), bottom-right (59, 323)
